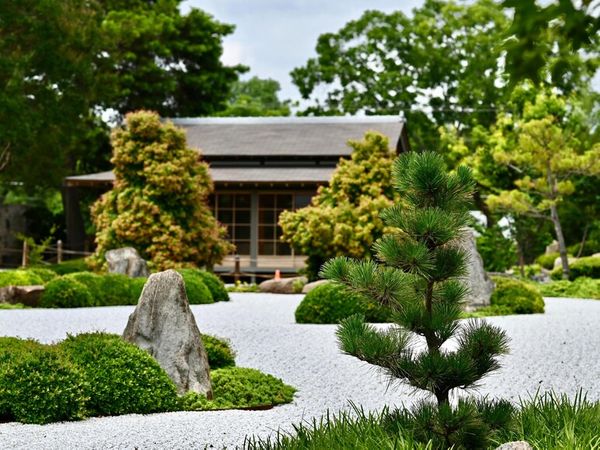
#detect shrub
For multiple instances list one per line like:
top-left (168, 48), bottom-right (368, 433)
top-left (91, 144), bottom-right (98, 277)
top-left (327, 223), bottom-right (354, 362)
top-left (0, 270), bottom-right (44, 288)
top-left (26, 267), bottom-right (58, 283)
top-left (202, 334), bottom-right (235, 369)
top-left (228, 281), bottom-right (260, 292)
top-left (0, 337), bottom-right (88, 424)
top-left (569, 256), bottom-right (600, 280)
top-left (535, 252), bottom-right (559, 270)
top-left (295, 282), bottom-right (392, 324)
top-left (59, 332), bottom-right (178, 416)
top-left (181, 367), bottom-right (295, 411)
top-left (490, 277), bottom-right (545, 314)
top-left (538, 278), bottom-right (600, 299)
top-left (47, 258), bottom-right (90, 275)
top-left (194, 270), bottom-right (229, 302)
top-left (65, 272), bottom-right (104, 297)
top-left (129, 276), bottom-right (147, 302)
top-left (99, 273), bottom-right (140, 305)
top-left (40, 276), bottom-right (94, 308)
top-left (177, 269), bottom-right (213, 304)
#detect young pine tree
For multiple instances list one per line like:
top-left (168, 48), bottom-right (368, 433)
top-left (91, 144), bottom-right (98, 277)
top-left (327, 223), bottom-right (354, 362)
top-left (322, 152), bottom-right (512, 448)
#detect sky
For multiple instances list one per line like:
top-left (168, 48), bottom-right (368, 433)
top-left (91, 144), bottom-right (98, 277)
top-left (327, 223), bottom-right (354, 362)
top-left (181, 0), bottom-right (423, 102)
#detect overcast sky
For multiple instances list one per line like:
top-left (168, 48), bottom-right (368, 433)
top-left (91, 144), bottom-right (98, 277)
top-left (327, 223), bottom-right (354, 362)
top-left (181, 1), bottom-right (423, 102)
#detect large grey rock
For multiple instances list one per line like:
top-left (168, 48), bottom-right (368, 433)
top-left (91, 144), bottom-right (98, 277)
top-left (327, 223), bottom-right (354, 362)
top-left (0, 285), bottom-right (44, 307)
top-left (301, 279), bottom-right (330, 294)
top-left (105, 247), bottom-right (149, 278)
top-left (259, 276), bottom-right (308, 294)
top-left (122, 270), bottom-right (212, 397)
top-left (545, 240), bottom-right (559, 254)
top-left (495, 441), bottom-right (533, 450)
top-left (461, 228), bottom-right (495, 310)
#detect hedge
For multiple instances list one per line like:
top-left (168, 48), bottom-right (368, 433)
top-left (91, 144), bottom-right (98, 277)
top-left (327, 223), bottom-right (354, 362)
top-left (0, 270), bottom-right (44, 288)
top-left (295, 282), bottom-right (392, 324)
top-left (177, 269), bottom-right (214, 304)
top-left (569, 256), bottom-right (600, 280)
top-left (59, 333), bottom-right (178, 416)
top-left (202, 334), bottom-right (236, 369)
top-left (535, 252), bottom-right (559, 270)
top-left (194, 270), bottom-right (229, 302)
top-left (538, 278), bottom-right (600, 300)
top-left (40, 276), bottom-right (95, 308)
top-left (490, 277), bottom-right (545, 314)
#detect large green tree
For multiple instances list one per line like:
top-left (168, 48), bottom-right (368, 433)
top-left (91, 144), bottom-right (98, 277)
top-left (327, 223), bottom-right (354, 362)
top-left (291, 0), bottom-right (509, 149)
top-left (218, 76), bottom-right (291, 117)
top-left (0, 0), bottom-right (244, 192)
top-left (280, 132), bottom-right (397, 280)
top-left (91, 111), bottom-right (233, 270)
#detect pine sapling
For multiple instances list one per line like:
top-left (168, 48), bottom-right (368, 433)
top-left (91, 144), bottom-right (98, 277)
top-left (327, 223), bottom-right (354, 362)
top-left (322, 152), bottom-right (512, 449)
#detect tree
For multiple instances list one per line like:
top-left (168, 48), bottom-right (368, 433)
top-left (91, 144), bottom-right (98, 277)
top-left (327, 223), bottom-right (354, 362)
top-left (279, 132), bottom-right (397, 280)
top-left (486, 92), bottom-right (600, 279)
top-left (291, 0), bottom-right (510, 149)
top-left (322, 152), bottom-right (511, 448)
top-left (91, 111), bottom-right (233, 270)
top-left (218, 76), bottom-right (291, 117)
top-left (502, 0), bottom-right (599, 89)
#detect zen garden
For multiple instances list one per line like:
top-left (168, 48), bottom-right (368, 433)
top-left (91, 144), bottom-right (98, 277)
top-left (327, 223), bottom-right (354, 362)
top-left (1, 1), bottom-right (600, 450)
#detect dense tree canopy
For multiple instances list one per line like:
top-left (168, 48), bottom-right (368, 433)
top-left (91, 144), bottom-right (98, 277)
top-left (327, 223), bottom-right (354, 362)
top-left (0, 0), bottom-right (244, 191)
top-left (218, 76), bottom-right (290, 117)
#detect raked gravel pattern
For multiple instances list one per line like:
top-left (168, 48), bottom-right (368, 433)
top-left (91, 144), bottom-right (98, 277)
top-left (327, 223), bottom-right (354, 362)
top-left (0, 294), bottom-right (599, 449)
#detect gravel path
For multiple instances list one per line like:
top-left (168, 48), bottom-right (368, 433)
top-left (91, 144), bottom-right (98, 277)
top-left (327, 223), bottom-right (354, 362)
top-left (0, 294), bottom-right (599, 449)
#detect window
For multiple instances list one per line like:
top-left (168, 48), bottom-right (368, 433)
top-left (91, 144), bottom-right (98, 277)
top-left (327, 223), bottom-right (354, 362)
top-left (214, 193), bottom-right (251, 255)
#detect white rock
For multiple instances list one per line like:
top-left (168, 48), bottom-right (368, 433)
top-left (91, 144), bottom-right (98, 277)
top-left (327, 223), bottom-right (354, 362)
top-left (122, 270), bottom-right (212, 397)
top-left (495, 441), bottom-right (533, 450)
top-left (301, 279), bottom-right (330, 294)
top-left (259, 276), bottom-right (308, 294)
top-left (106, 247), bottom-right (149, 278)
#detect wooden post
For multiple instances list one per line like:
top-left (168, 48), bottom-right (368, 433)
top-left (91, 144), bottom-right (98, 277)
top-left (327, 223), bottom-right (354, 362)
top-left (234, 254), bottom-right (241, 283)
top-left (57, 240), bottom-right (63, 264)
top-left (21, 240), bottom-right (28, 267)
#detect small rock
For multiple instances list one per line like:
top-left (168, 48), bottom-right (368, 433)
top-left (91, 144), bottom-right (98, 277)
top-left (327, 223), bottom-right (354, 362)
top-left (105, 247), bottom-right (149, 278)
top-left (301, 279), bottom-right (330, 294)
top-left (495, 441), bottom-right (533, 450)
top-left (259, 276), bottom-right (308, 294)
top-left (545, 240), bottom-right (559, 254)
top-left (0, 285), bottom-right (44, 307)
top-left (553, 255), bottom-right (577, 270)
top-left (122, 270), bottom-right (212, 397)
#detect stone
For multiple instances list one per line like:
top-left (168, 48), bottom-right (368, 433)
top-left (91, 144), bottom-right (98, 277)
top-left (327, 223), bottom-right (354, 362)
top-left (495, 441), bottom-right (533, 450)
top-left (545, 240), bottom-right (559, 254)
top-left (259, 276), bottom-right (308, 294)
top-left (122, 270), bottom-right (212, 397)
top-left (0, 285), bottom-right (44, 307)
top-left (105, 247), bottom-right (149, 278)
top-left (460, 228), bottom-right (495, 310)
top-left (553, 255), bottom-right (577, 270)
top-left (301, 279), bottom-right (330, 294)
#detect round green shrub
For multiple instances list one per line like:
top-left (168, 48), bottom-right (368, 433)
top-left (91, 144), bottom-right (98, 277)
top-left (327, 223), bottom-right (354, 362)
top-left (569, 256), bottom-right (600, 280)
top-left (26, 268), bottom-right (58, 283)
top-left (202, 334), bottom-right (235, 369)
top-left (535, 252), bottom-right (559, 270)
top-left (40, 276), bottom-right (94, 308)
top-left (0, 270), bottom-right (44, 288)
top-left (180, 367), bottom-right (295, 411)
top-left (59, 332), bottom-right (178, 416)
top-left (490, 277), bottom-right (545, 314)
top-left (65, 272), bottom-right (104, 297)
top-left (0, 338), bottom-right (88, 424)
top-left (295, 282), bottom-right (392, 324)
top-left (100, 273), bottom-right (140, 305)
top-left (195, 270), bottom-right (229, 302)
top-left (177, 269), bottom-right (213, 304)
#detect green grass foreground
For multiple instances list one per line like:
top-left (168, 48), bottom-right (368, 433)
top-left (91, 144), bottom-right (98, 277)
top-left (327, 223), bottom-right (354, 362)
top-left (245, 392), bottom-right (600, 450)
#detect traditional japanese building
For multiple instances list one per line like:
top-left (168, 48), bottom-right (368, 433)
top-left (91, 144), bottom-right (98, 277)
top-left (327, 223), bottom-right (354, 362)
top-left (63, 116), bottom-right (409, 277)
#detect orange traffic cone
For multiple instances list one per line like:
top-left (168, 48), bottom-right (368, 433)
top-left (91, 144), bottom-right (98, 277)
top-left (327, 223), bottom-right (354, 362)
top-left (274, 269), bottom-right (281, 280)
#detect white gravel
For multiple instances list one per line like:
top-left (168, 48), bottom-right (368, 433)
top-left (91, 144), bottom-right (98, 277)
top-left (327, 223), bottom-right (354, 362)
top-left (0, 294), bottom-right (599, 449)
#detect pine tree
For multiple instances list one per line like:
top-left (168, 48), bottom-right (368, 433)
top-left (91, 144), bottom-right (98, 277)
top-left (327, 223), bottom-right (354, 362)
top-left (91, 111), bottom-right (233, 270)
top-left (322, 152), bottom-right (512, 448)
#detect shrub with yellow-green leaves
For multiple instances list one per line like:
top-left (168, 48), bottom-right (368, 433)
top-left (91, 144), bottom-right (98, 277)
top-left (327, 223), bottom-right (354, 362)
top-left (280, 132), bottom-right (398, 279)
top-left (91, 111), bottom-right (233, 271)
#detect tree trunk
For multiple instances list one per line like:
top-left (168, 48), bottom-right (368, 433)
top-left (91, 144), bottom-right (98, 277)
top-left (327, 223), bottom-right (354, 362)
top-left (474, 189), bottom-right (495, 228)
top-left (577, 223), bottom-right (590, 258)
top-left (550, 204), bottom-right (569, 280)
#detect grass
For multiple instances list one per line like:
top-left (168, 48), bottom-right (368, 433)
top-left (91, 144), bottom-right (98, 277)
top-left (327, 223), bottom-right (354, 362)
top-left (244, 392), bottom-right (600, 450)
top-left (0, 303), bottom-right (27, 309)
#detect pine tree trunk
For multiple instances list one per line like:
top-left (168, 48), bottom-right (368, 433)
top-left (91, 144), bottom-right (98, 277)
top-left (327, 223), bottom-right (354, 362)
top-left (550, 204), bottom-right (569, 280)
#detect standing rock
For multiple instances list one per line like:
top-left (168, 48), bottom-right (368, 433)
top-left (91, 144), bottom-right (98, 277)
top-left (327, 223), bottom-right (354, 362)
top-left (545, 240), bottom-right (559, 254)
top-left (105, 247), bottom-right (149, 278)
top-left (460, 228), bottom-right (495, 310)
top-left (122, 270), bottom-right (212, 397)
top-left (302, 279), bottom-right (330, 294)
top-left (0, 285), bottom-right (45, 307)
top-left (495, 441), bottom-right (533, 450)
